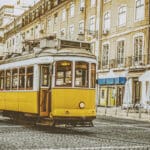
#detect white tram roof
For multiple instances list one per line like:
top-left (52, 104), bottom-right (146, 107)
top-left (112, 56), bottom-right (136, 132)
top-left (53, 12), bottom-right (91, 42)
top-left (0, 48), bottom-right (96, 70)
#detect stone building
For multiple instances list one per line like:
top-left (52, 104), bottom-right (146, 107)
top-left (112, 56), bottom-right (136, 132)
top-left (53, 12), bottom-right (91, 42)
top-left (97, 0), bottom-right (150, 108)
top-left (3, 0), bottom-right (100, 58)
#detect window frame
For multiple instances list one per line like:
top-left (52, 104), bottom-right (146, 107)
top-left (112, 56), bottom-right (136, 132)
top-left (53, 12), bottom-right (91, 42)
top-left (118, 5), bottom-right (127, 27)
top-left (135, 0), bottom-right (145, 21)
top-left (12, 68), bottom-right (18, 90)
top-left (75, 61), bottom-right (89, 88)
top-left (0, 70), bottom-right (4, 90)
top-left (55, 61), bottom-right (72, 87)
top-left (19, 67), bottom-right (26, 90)
top-left (26, 66), bottom-right (34, 90)
top-left (90, 63), bottom-right (96, 88)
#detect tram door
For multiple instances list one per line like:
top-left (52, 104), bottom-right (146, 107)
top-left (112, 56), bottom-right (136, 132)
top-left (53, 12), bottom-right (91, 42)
top-left (40, 65), bottom-right (51, 117)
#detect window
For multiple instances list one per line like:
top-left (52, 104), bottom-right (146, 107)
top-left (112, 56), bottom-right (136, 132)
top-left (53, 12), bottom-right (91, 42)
top-left (117, 40), bottom-right (124, 65)
top-left (19, 68), bottom-right (25, 89)
top-left (75, 62), bottom-right (88, 87)
top-left (101, 89), bottom-right (105, 99)
top-left (89, 16), bottom-right (95, 32)
top-left (104, 0), bottom-right (111, 3)
top-left (70, 3), bottom-right (75, 17)
top-left (118, 6), bottom-right (126, 26)
top-left (134, 35), bottom-right (144, 62)
top-left (60, 28), bottom-right (66, 38)
top-left (26, 67), bottom-right (33, 89)
top-left (102, 44), bottom-right (109, 66)
top-left (55, 61), bottom-right (72, 87)
top-left (104, 12), bottom-right (110, 30)
top-left (62, 9), bottom-right (66, 21)
top-left (91, 63), bottom-right (96, 88)
top-left (41, 65), bottom-right (49, 86)
top-left (6, 70), bottom-right (11, 90)
top-left (12, 69), bottom-right (18, 89)
top-left (69, 25), bottom-right (74, 40)
top-left (54, 13), bottom-right (58, 24)
top-left (91, 0), bottom-right (96, 7)
top-left (80, 0), bottom-right (85, 8)
top-left (79, 21), bottom-right (84, 34)
top-left (0, 71), bottom-right (4, 90)
top-left (135, 0), bottom-right (144, 21)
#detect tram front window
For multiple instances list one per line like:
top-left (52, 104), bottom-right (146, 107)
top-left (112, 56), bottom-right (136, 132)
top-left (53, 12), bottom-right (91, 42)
top-left (55, 61), bottom-right (72, 86)
top-left (91, 63), bottom-right (96, 88)
top-left (75, 62), bottom-right (88, 87)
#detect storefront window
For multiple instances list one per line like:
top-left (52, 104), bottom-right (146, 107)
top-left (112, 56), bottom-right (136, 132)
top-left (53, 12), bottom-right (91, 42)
top-left (19, 68), bottom-right (25, 89)
top-left (12, 69), bottom-right (18, 89)
top-left (0, 71), bottom-right (4, 90)
top-left (26, 67), bottom-right (33, 89)
top-left (55, 61), bottom-right (72, 86)
top-left (75, 62), bottom-right (88, 87)
top-left (91, 63), bottom-right (96, 88)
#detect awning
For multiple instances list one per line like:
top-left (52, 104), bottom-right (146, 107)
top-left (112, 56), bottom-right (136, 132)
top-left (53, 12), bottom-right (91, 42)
top-left (98, 70), bottom-right (127, 85)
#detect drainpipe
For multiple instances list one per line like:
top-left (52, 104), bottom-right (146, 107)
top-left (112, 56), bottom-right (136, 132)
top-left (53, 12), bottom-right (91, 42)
top-left (148, 0), bottom-right (150, 64)
top-left (96, 0), bottom-right (103, 106)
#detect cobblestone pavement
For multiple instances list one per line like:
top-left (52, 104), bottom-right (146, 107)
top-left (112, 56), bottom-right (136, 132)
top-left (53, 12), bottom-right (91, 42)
top-left (0, 116), bottom-right (150, 150)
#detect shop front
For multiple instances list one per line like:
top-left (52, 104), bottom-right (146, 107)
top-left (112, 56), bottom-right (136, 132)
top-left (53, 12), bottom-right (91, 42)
top-left (98, 77), bottom-right (126, 107)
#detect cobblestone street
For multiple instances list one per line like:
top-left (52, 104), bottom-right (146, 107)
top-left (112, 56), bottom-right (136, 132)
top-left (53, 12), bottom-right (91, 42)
top-left (0, 116), bottom-right (150, 150)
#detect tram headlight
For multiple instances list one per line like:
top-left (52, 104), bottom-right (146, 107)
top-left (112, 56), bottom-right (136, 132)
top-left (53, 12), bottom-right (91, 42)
top-left (79, 102), bottom-right (85, 109)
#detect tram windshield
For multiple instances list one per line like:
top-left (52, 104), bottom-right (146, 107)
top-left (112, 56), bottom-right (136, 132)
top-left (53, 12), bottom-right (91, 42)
top-left (55, 61), bottom-right (72, 86)
top-left (75, 62), bottom-right (88, 87)
top-left (55, 61), bottom-right (96, 88)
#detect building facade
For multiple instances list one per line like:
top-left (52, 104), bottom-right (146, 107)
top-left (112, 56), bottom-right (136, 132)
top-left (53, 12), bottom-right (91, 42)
top-left (2, 0), bottom-right (100, 59)
top-left (98, 0), bottom-right (150, 108)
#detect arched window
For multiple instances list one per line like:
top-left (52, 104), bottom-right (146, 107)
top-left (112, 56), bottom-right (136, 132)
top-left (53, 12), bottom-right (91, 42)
top-left (135, 0), bottom-right (144, 21)
top-left (104, 12), bottom-right (110, 30)
top-left (118, 6), bottom-right (126, 26)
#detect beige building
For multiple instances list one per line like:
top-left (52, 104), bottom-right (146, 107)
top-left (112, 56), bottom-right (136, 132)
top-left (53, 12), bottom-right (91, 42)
top-left (98, 0), bottom-right (150, 108)
top-left (3, 0), bottom-right (100, 58)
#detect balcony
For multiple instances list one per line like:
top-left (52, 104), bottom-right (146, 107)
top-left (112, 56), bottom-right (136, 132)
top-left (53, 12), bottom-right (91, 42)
top-left (101, 55), bottom-right (149, 70)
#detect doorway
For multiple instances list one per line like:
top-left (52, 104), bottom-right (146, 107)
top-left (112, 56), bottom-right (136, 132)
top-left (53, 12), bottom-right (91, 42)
top-left (39, 64), bottom-right (51, 117)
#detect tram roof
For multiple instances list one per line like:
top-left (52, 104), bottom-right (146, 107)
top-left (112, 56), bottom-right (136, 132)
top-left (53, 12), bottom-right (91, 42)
top-left (0, 47), bottom-right (96, 69)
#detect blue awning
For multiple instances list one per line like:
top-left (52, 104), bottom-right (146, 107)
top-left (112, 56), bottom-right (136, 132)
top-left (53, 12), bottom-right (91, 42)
top-left (98, 77), bottom-right (126, 85)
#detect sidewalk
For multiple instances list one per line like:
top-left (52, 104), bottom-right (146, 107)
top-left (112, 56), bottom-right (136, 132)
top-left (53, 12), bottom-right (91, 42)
top-left (96, 106), bottom-right (150, 122)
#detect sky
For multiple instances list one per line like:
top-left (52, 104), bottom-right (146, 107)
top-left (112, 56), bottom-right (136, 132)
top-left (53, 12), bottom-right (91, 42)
top-left (0, 0), bottom-right (40, 7)
top-left (0, 0), bottom-right (16, 6)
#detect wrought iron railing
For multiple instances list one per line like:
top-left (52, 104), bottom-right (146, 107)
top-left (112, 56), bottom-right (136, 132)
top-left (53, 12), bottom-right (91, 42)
top-left (101, 55), bottom-right (149, 70)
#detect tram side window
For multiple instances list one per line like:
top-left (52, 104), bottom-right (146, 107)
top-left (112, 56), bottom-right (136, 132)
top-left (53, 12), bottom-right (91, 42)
top-left (12, 69), bottom-right (18, 89)
top-left (26, 67), bottom-right (33, 89)
top-left (75, 62), bottom-right (88, 87)
top-left (6, 70), bottom-right (11, 90)
top-left (19, 68), bottom-right (25, 89)
top-left (91, 63), bottom-right (96, 88)
top-left (55, 61), bottom-right (72, 86)
top-left (0, 71), bottom-right (4, 90)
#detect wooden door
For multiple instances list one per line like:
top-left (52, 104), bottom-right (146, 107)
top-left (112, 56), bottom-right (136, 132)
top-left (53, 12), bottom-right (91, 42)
top-left (39, 65), bottom-right (51, 117)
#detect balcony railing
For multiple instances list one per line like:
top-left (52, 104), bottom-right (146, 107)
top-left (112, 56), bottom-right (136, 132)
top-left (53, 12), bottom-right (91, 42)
top-left (101, 55), bottom-right (149, 70)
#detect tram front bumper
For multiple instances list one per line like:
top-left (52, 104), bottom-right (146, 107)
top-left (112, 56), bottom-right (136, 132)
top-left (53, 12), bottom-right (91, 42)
top-left (50, 109), bottom-right (96, 120)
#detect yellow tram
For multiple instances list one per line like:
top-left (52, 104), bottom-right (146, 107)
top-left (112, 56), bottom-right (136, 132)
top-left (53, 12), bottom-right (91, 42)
top-left (0, 38), bottom-right (96, 126)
